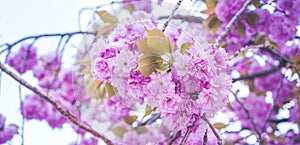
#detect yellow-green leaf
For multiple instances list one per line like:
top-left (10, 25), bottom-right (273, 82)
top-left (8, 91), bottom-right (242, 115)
top-left (268, 134), bottom-right (286, 143)
top-left (137, 53), bottom-right (163, 77)
top-left (105, 83), bottom-right (117, 99)
top-left (96, 11), bottom-right (118, 24)
top-left (124, 116), bottom-right (138, 125)
top-left (134, 38), bottom-right (151, 54)
top-left (205, 0), bottom-right (218, 9)
top-left (246, 12), bottom-right (260, 28)
top-left (204, 14), bottom-right (222, 34)
top-left (252, 0), bottom-right (261, 8)
top-left (237, 22), bottom-right (246, 37)
top-left (213, 123), bottom-right (227, 130)
top-left (112, 126), bottom-right (126, 138)
top-left (146, 28), bottom-right (172, 55)
top-left (136, 126), bottom-right (148, 134)
top-left (156, 63), bottom-right (170, 73)
top-left (142, 105), bottom-right (153, 120)
top-left (180, 41), bottom-right (194, 54)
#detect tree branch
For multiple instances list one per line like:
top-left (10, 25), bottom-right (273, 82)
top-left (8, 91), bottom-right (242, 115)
top-left (259, 73), bottom-right (285, 144)
top-left (168, 130), bottom-right (182, 145)
top-left (203, 129), bottom-right (208, 145)
top-left (158, 15), bottom-right (203, 23)
top-left (162, 0), bottom-right (183, 32)
top-left (180, 115), bottom-right (198, 145)
top-left (215, 0), bottom-right (252, 48)
top-left (232, 63), bottom-right (284, 83)
top-left (230, 91), bottom-right (261, 140)
top-left (0, 31), bottom-right (95, 52)
top-left (0, 62), bottom-right (113, 145)
top-left (201, 113), bottom-right (222, 145)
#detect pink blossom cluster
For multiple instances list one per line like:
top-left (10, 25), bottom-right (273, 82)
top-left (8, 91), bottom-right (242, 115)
top-left (0, 114), bottom-right (18, 144)
top-left (7, 44), bottom-right (38, 74)
top-left (91, 11), bottom-right (232, 142)
top-left (215, 0), bottom-right (300, 52)
top-left (7, 50), bottom-right (94, 143)
top-left (232, 93), bottom-right (272, 131)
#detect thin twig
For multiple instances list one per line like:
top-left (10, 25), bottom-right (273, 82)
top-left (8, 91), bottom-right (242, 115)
top-left (201, 113), bottom-right (222, 145)
top-left (232, 63), bottom-right (284, 82)
top-left (259, 73), bottom-right (285, 144)
top-left (215, 0), bottom-right (252, 48)
top-left (0, 31), bottom-right (95, 52)
top-left (203, 129), bottom-right (208, 145)
top-left (168, 130), bottom-right (182, 145)
top-left (180, 115), bottom-right (198, 145)
top-left (162, 0), bottom-right (183, 32)
top-left (138, 113), bottom-right (160, 126)
top-left (0, 62), bottom-right (113, 145)
top-left (230, 91), bottom-right (261, 140)
top-left (158, 15), bottom-right (203, 23)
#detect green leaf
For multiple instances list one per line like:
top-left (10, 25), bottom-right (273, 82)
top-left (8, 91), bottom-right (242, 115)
top-left (252, 0), bottom-right (261, 8)
top-left (124, 116), bottom-right (138, 125)
top-left (156, 63), bottom-right (170, 73)
top-left (246, 12), bottom-right (260, 28)
top-left (180, 41), bottom-right (194, 54)
top-left (134, 28), bottom-right (173, 56)
top-left (213, 123), bottom-right (227, 130)
top-left (136, 126), bottom-right (148, 134)
top-left (112, 126), bottom-right (126, 138)
top-left (142, 105), bottom-right (153, 120)
top-left (268, 134), bottom-right (286, 143)
top-left (136, 53), bottom-right (163, 77)
top-left (134, 38), bottom-right (151, 54)
top-left (237, 22), bottom-right (246, 37)
top-left (204, 14), bottom-right (222, 34)
top-left (105, 83), bottom-right (117, 99)
top-left (96, 11), bottom-right (118, 24)
top-left (146, 28), bottom-right (173, 56)
top-left (205, 0), bottom-right (218, 9)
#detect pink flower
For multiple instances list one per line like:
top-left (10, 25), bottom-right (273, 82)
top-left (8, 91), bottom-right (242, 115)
top-left (159, 93), bottom-right (181, 114)
top-left (7, 44), bottom-right (38, 74)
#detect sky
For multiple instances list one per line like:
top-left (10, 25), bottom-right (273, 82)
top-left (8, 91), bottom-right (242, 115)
top-left (0, 0), bottom-right (195, 145)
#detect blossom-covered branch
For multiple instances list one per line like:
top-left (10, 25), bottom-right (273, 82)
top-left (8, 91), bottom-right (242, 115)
top-left (0, 62), bottom-right (113, 145)
top-left (231, 91), bottom-right (261, 139)
top-left (215, 0), bottom-right (252, 48)
top-left (201, 113), bottom-right (222, 145)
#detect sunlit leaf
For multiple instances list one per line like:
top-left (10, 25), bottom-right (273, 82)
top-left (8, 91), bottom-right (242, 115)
top-left (204, 14), bottom-right (222, 34)
top-left (205, 0), bottom-right (218, 9)
top-left (200, 9), bottom-right (215, 15)
top-left (156, 63), bottom-right (170, 73)
top-left (105, 83), bottom-right (117, 99)
top-left (124, 116), bottom-right (138, 125)
top-left (94, 80), bottom-right (102, 88)
top-left (96, 24), bottom-right (114, 38)
top-left (136, 126), bottom-right (148, 134)
top-left (134, 38), bottom-right (151, 54)
top-left (136, 53), bottom-right (163, 77)
top-left (180, 41), bottom-right (194, 54)
top-left (96, 11), bottom-right (118, 24)
top-left (146, 28), bottom-right (172, 55)
top-left (142, 105), bottom-right (153, 120)
top-left (268, 134), bottom-right (286, 143)
top-left (213, 123), bottom-right (227, 130)
top-left (112, 126), bottom-right (126, 138)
